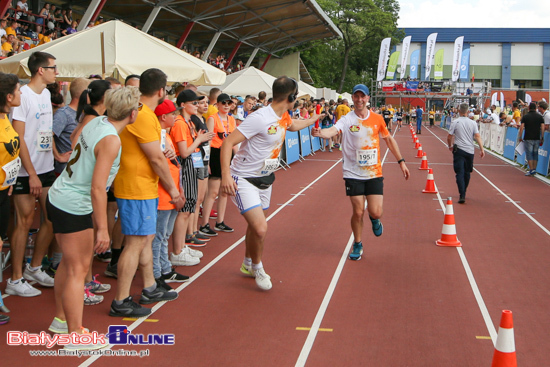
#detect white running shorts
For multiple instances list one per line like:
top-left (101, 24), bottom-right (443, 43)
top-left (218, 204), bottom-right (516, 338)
top-left (231, 175), bottom-right (272, 214)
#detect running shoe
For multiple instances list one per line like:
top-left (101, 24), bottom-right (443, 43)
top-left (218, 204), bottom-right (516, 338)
top-left (458, 196), bottom-right (466, 204)
top-left (86, 274), bottom-right (111, 294)
top-left (170, 250), bottom-right (200, 266)
top-left (139, 284), bottom-right (178, 305)
top-left (44, 263), bottom-right (58, 278)
top-left (64, 327), bottom-right (109, 351)
top-left (84, 287), bottom-right (104, 306)
top-left (48, 317), bottom-right (68, 333)
top-left (182, 245), bottom-right (203, 259)
top-left (199, 224), bottom-right (218, 237)
top-left (214, 221), bottom-right (234, 233)
top-left (155, 277), bottom-right (173, 291)
top-left (5, 278), bottom-right (41, 297)
top-left (109, 296), bottom-right (151, 317)
top-left (349, 242), bottom-right (363, 261)
top-left (240, 263), bottom-right (254, 277)
top-left (104, 262), bottom-right (118, 278)
top-left (160, 269), bottom-right (189, 283)
top-left (185, 235), bottom-right (207, 247)
top-left (23, 263), bottom-right (54, 287)
top-left (96, 251), bottom-right (112, 263)
top-left (193, 231), bottom-right (211, 242)
top-left (251, 267), bottom-right (272, 290)
top-left (209, 210), bottom-right (218, 219)
top-left (371, 219), bottom-right (383, 237)
top-left (0, 314), bottom-right (10, 325)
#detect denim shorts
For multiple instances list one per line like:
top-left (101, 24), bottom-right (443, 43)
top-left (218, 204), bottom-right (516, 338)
top-left (524, 140), bottom-right (540, 161)
top-left (116, 198), bottom-right (159, 236)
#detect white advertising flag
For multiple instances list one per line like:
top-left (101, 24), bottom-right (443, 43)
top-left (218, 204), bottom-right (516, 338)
top-left (377, 37), bottom-right (391, 82)
top-left (452, 36), bottom-right (464, 82)
top-left (425, 33), bottom-right (438, 80)
top-left (399, 36), bottom-right (412, 77)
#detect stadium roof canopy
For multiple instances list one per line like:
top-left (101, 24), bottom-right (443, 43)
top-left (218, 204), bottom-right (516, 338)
top-left (68, 0), bottom-right (341, 58)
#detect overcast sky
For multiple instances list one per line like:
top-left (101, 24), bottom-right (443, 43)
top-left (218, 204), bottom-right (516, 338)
top-left (398, 0), bottom-right (550, 28)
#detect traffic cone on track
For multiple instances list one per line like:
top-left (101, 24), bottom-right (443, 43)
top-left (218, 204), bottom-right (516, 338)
top-left (491, 310), bottom-right (517, 367)
top-left (415, 145), bottom-right (423, 157)
top-left (435, 197), bottom-right (461, 247)
top-left (414, 140), bottom-right (421, 149)
top-left (422, 168), bottom-right (437, 193)
top-left (419, 154), bottom-right (429, 170)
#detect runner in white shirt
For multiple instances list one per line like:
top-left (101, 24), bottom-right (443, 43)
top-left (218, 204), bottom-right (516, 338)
top-left (312, 84), bottom-right (410, 261)
top-left (220, 76), bottom-right (322, 290)
top-left (7, 52), bottom-right (71, 297)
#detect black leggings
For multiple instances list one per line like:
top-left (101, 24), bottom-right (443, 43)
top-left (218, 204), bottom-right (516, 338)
top-left (0, 189), bottom-right (10, 239)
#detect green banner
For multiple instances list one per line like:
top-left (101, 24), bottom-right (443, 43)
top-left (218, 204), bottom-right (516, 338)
top-left (434, 49), bottom-right (444, 80)
top-left (386, 51), bottom-right (400, 80)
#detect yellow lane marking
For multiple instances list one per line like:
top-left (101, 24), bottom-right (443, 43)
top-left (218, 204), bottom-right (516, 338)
top-left (476, 336), bottom-right (492, 340)
top-left (296, 327), bottom-right (333, 332)
top-left (122, 318), bottom-right (159, 322)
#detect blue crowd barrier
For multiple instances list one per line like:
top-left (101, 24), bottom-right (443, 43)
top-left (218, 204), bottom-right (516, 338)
top-left (503, 127), bottom-right (518, 161)
top-left (285, 130), bottom-right (300, 165)
top-left (536, 131), bottom-right (550, 175)
top-left (309, 126), bottom-right (320, 152)
top-left (299, 128), bottom-right (311, 157)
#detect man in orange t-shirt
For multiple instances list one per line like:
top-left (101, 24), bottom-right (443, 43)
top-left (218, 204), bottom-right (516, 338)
top-left (313, 84), bottom-right (410, 261)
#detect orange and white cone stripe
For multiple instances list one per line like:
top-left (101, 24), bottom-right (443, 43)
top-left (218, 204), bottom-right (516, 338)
top-left (419, 154), bottom-right (429, 170)
top-left (416, 146), bottom-right (423, 158)
top-left (422, 168), bottom-right (437, 193)
top-left (491, 310), bottom-right (517, 367)
top-left (435, 197), bottom-right (461, 246)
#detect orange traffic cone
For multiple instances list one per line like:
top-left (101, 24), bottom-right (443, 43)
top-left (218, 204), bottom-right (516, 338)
top-left (414, 140), bottom-right (421, 149)
top-left (422, 168), bottom-right (437, 193)
top-left (419, 154), bottom-right (429, 170)
top-left (415, 145), bottom-right (423, 157)
top-left (491, 310), bottom-right (517, 367)
top-left (435, 197), bottom-right (462, 247)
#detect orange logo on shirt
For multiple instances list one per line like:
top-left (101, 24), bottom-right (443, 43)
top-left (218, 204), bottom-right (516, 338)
top-left (349, 125), bottom-right (360, 132)
top-left (267, 124), bottom-right (278, 135)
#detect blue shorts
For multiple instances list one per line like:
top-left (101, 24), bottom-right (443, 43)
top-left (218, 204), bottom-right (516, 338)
top-left (116, 198), bottom-right (159, 236)
top-left (524, 140), bottom-right (540, 161)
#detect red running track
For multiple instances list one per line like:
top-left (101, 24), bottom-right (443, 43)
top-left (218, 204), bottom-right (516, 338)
top-left (1, 124), bottom-right (549, 366)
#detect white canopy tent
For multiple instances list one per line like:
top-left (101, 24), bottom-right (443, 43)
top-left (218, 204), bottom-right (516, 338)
top-left (198, 66), bottom-right (309, 98)
top-left (298, 80), bottom-right (317, 100)
top-left (341, 92), bottom-right (352, 101)
top-left (0, 20), bottom-right (226, 85)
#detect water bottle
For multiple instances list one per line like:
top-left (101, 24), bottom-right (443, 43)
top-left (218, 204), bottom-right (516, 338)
top-left (25, 233), bottom-right (34, 264)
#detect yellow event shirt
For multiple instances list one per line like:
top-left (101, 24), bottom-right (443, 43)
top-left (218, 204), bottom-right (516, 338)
top-left (2, 42), bottom-right (13, 53)
top-left (335, 104), bottom-right (351, 122)
top-left (512, 110), bottom-right (521, 122)
top-left (203, 104), bottom-right (218, 120)
top-left (114, 104), bottom-right (161, 200)
top-left (0, 115), bottom-right (20, 190)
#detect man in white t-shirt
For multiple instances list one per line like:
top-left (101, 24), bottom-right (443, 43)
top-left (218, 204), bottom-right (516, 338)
top-left (220, 76), bottom-right (322, 290)
top-left (7, 52), bottom-right (71, 297)
top-left (537, 100), bottom-right (550, 131)
top-left (312, 84), bottom-right (410, 261)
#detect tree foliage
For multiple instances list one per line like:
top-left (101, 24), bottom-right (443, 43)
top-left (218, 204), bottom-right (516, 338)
top-left (300, 0), bottom-right (402, 92)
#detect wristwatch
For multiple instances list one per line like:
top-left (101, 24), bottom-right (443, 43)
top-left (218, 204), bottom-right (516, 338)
top-left (397, 158), bottom-right (405, 164)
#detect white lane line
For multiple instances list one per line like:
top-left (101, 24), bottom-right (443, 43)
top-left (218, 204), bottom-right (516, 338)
top-left (79, 159), bottom-right (343, 367)
top-left (295, 129), bottom-right (397, 367)
top-left (432, 186), bottom-right (498, 344)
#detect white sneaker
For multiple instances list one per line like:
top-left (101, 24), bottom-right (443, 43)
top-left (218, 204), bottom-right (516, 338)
top-left (170, 251), bottom-right (200, 266)
top-left (251, 267), bottom-right (272, 290)
top-left (5, 278), bottom-right (42, 297)
top-left (84, 287), bottom-right (104, 306)
top-left (23, 263), bottom-right (54, 287)
top-left (182, 245), bottom-right (203, 259)
top-left (64, 328), bottom-right (109, 350)
top-left (49, 317), bottom-right (68, 333)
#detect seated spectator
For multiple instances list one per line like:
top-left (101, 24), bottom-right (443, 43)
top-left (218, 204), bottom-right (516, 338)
top-left (5, 21), bottom-right (18, 37)
top-left (62, 20), bottom-right (78, 36)
top-left (16, 0), bottom-right (31, 22)
top-left (2, 34), bottom-right (18, 56)
top-left (0, 19), bottom-right (7, 39)
top-left (94, 16), bottom-right (104, 26)
top-left (36, 3), bottom-right (51, 26)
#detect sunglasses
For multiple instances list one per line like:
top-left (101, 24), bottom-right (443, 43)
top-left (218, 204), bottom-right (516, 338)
top-left (186, 101), bottom-right (199, 106)
top-left (43, 65), bottom-right (57, 70)
top-left (220, 100), bottom-right (233, 106)
top-left (137, 102), bottom-right (143, 111)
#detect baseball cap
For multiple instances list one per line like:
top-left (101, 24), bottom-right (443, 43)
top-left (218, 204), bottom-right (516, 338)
top-left (154, 100), bottom-right (181, 116)
top-left (176, 89), bottom-right (205, 106)
top-left (352, 84), bottom-right (370, 96)
top-left (217, 93), bottom-right (232, 103)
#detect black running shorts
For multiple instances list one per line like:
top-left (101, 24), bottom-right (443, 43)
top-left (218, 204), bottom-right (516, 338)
top-left (46, 195), bottom-right (93, 234)
top-left (344, 177), bottom-right (384, 197)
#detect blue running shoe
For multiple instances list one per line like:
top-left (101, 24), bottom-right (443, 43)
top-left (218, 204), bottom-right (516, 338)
top-left (371, 219), bottom-right (383, 237)
top-left (349, 242), bottom-right (363, 261)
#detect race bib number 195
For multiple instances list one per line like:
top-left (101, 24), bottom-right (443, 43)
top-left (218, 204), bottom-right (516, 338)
top-left (356, 149), bottom-right (377, 167)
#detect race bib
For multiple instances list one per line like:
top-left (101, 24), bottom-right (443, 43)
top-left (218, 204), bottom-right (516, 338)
top-left (37, 130), bottom-right (53, 151)
top-left (191, 152), bottom-right (204, 168)
top-left (259, 158), bottom-right (279, 175)
top-left (160, 130), bottom-right (167, 152)
top-left (202, 145), bottom-right (211, 161)
top-left (356, 149), bottom-right (377, 167)
top-left (2, 157), bottom-right (21, 187)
